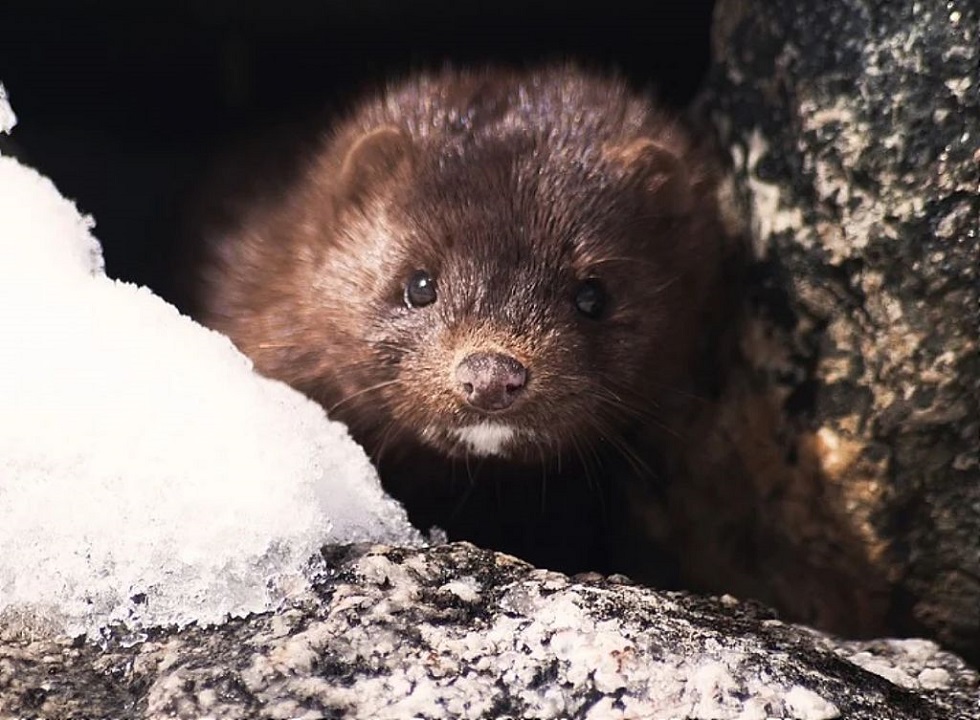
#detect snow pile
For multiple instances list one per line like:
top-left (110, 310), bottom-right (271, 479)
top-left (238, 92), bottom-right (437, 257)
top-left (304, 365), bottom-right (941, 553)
top-left (0, 85), bottom-right (15, 132)
top-left (0, 85), bottom-right (422, 640)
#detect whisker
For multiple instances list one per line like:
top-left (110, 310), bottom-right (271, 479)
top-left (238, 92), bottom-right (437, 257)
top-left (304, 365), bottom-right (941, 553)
top-left (640, 379), bottom-right (711, 405)
top-left (573, 396), bottom-right (661, 486)
top-left (309, 357), bottom-right (400, 380)
top-left (372, 418), bottom-right (400, 467)
top-left (327, 379), bottom-right (402, 414)
top-left (588, 381), bottom-right (685, 441)
top-left (598, 426), bottom-right (656, 481)
top-left (569, 433), bottom-right (598, 495)
top-left (589, 386), bottom-right (668, 428)
top-left (450, 455), bottom-right (482, 521)
top-left (598, 366), bottom-right (714, 407)
top-left (576, 431), bottom-right (609, 517)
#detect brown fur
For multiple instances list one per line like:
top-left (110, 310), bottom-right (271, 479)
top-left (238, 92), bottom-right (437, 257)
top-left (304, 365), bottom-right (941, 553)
top-left (194, 65), bottom-right (734, 575)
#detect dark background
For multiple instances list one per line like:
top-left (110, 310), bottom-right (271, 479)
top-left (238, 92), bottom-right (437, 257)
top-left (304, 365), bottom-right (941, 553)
top-left (0, 0), bottom-right (716, 306)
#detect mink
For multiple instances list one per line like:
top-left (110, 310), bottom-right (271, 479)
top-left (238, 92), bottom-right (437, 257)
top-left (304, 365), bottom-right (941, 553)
top-left (193, 65), bottom-right (735, 577)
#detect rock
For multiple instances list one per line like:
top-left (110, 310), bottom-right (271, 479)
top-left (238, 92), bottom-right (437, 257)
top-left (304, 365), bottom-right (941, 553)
top-left (667, 0), bottom-right (979, 663)
top-left (0, 543), bottom-right (977, 719)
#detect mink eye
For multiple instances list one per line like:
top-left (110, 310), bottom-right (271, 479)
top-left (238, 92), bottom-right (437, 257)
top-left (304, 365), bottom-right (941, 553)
top-left (574, 278), bottom-right (607, 319)
top-left (404, 269), bottom-right (437, 308)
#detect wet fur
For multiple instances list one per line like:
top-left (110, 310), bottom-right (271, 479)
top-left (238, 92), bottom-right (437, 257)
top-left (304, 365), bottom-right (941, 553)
top-left (194, 65), bottom-right (731, 575)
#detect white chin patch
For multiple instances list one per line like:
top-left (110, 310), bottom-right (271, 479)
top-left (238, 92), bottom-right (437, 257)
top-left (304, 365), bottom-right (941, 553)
top-left (450, 422), bottom-right (518, 457)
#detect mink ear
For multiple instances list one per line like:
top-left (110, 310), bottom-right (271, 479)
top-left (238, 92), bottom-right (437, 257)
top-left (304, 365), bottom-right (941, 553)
top-left (605, 138), bottom-right (694, 216)
top-left (337, 126), bottom-right (413, 207)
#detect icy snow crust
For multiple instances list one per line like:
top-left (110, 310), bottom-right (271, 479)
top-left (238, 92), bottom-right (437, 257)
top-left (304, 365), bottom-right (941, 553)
top-left (0, 85), bottom-right (16, 133)
top-left (0, 88), bottom-right (421, 639)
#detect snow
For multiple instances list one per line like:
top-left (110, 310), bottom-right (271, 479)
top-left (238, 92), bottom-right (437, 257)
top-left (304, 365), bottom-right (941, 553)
top-left (0, 85), bottom-right (15, 132)
top-left (0, 86), bottom-right (422, 641)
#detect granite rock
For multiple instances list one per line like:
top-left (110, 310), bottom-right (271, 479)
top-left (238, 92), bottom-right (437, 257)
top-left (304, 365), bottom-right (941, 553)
top-left (1, 543), bottom-right (977, 719)
top-left (676, 0), bottom-right (979, 663)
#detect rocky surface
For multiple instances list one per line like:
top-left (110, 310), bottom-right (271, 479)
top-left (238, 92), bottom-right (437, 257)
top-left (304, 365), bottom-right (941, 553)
top-left (667, 0), bottom-right (980, 663)
top-left (0, 543), bottom-right (977, 720)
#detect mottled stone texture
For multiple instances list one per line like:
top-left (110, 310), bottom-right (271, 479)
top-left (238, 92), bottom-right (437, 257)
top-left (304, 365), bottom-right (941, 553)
top-left (1, 544), bottom-right (978, 720)
top-left (683, 0), bottom-right (978, 663)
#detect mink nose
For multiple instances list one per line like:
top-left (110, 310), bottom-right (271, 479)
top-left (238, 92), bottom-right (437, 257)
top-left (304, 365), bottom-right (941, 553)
top-left (455, 352), bottom-right (527, 411)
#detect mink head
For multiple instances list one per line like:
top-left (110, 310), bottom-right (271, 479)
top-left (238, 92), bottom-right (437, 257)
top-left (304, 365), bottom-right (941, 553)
top-left (200, 67), bottom-right (723, 463)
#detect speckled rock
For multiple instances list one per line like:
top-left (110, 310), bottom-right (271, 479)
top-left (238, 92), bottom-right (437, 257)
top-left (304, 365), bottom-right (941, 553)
top-left (677, 0), bottom-right (978, 663)
top-left (1, 543), bottom-right (978, 719)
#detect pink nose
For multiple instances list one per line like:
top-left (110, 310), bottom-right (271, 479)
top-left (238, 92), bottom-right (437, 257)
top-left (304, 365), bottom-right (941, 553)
top-left (455, 352), bottom-right (527, 411)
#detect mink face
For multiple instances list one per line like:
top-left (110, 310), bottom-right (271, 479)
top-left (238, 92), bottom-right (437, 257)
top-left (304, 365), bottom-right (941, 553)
top-left (197, 66), bottom-right (725, 467)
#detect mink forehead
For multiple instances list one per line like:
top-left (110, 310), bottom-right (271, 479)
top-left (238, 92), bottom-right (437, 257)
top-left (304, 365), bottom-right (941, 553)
top-left (371, 66), bottom-right (654, 149)
top-left (392, 138), bottom-right (646, 276)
